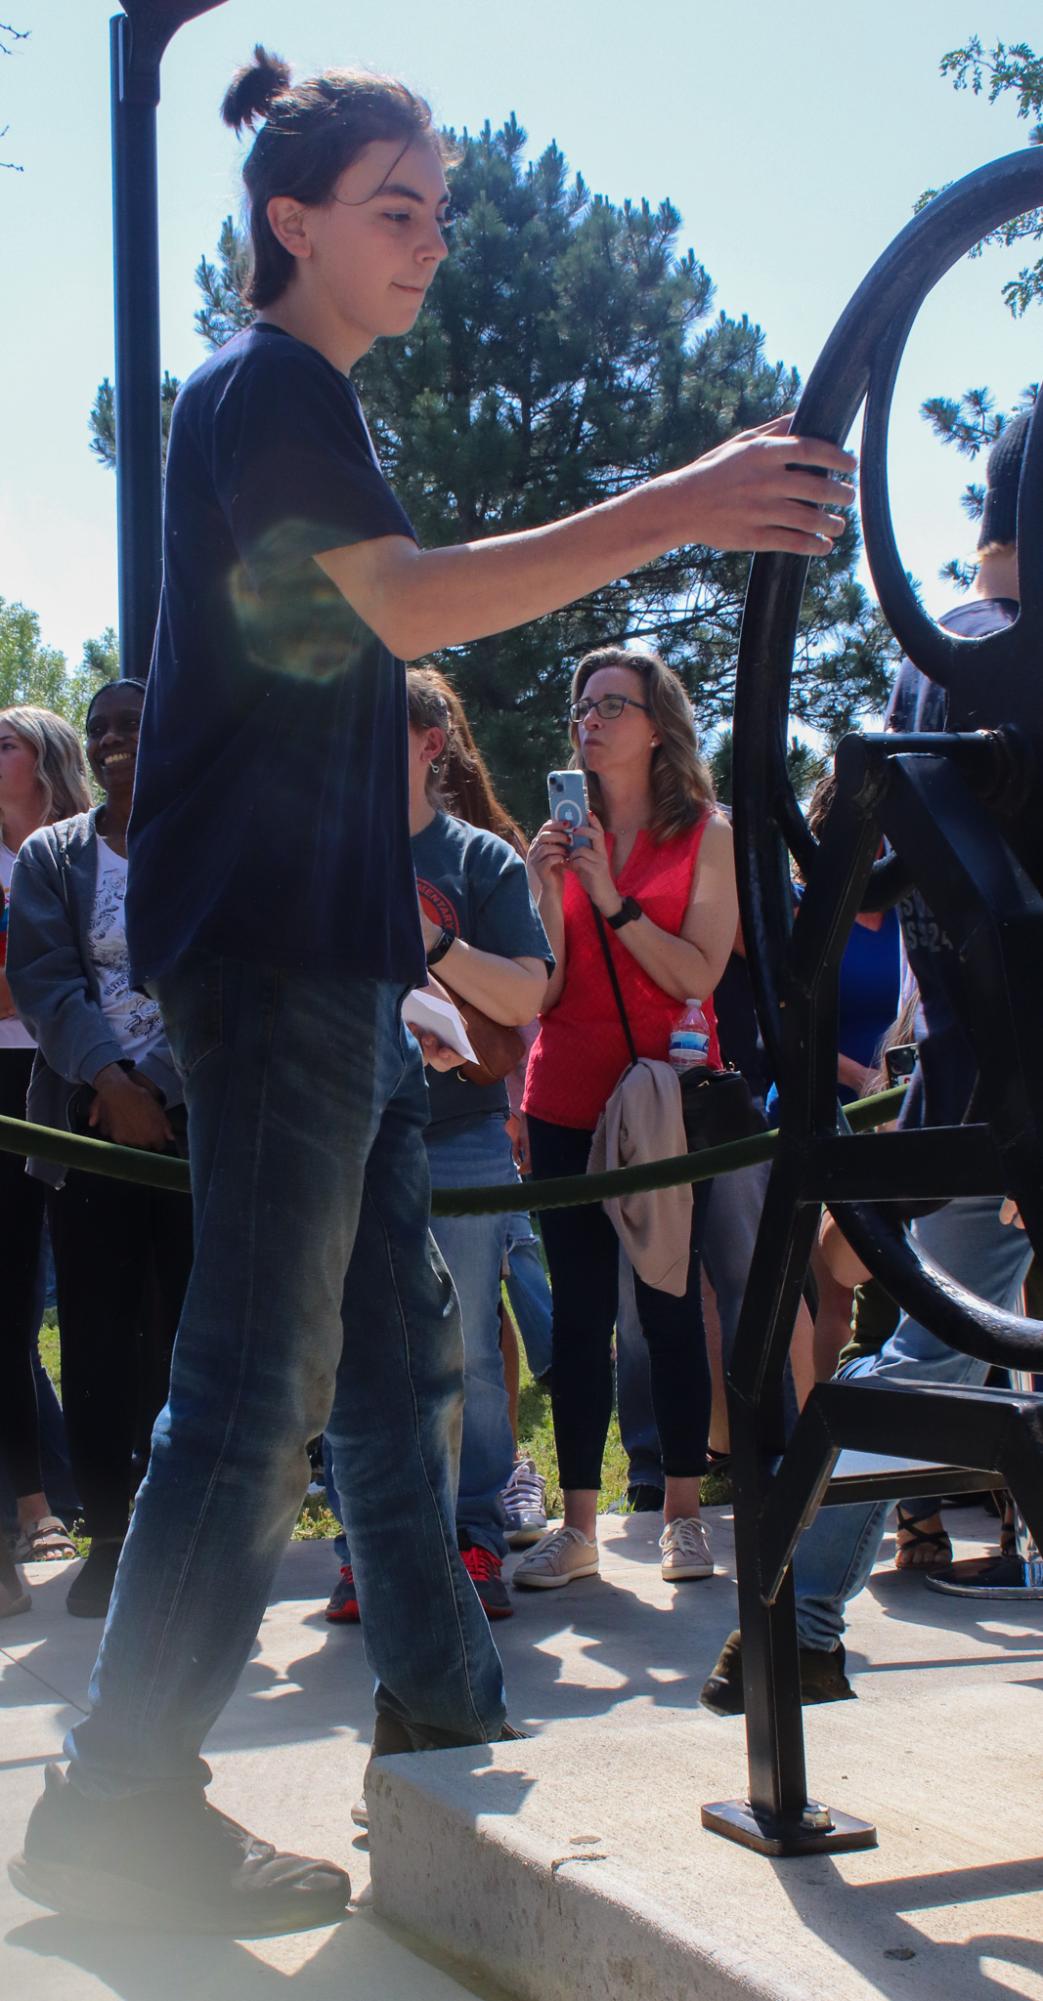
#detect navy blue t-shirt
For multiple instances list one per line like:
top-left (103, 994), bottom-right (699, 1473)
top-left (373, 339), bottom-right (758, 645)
top-left (885, 596), bottom-right (1018, 1129)
top-left (412, 812), bottom-right (552, 1133)
top-left (126, 324), bottom-right (423, 987)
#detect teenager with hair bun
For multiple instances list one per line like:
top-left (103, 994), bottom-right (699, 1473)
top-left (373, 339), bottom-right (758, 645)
top-left (11, 44), bottom-right (854, 1935)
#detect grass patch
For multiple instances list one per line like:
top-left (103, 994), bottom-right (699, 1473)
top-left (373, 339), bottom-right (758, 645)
top-left (38, 1313), bottom-right (60, 1394)
top-left (294, 1492), bottom-right (341, 1541)
top-left (35, 1307), bottom-right (724, 1553)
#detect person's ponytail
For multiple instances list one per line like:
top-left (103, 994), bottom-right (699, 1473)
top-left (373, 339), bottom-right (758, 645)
top-left (221, 44), bottom-right (291, 137)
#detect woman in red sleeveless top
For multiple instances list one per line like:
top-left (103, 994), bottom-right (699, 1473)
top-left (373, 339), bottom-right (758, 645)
top-left (517, 647), bottom-right (737, 1592)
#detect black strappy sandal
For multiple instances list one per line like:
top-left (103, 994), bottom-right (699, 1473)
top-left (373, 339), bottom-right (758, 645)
top-left (894, 1504), bottom-right (953, 1572)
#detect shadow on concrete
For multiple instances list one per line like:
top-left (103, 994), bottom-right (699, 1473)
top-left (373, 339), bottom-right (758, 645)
top-left (5, 1911), bottom-right (355, 2001)
top-left (772, 1851), bottom-right (1043, 2001)
top-left (868, 1563), bottom-right (1043, 1653)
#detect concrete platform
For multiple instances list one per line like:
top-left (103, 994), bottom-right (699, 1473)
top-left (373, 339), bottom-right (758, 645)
top-left (3, 1505), bottom-right (1041, 2000)
top-left (367, 1507), bottom-right (1043, 2001)
top-left (0, 1538), bottom-right (498, 2000)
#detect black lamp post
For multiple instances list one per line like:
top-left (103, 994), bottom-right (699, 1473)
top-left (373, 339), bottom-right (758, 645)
top-left (110, 1), bottom-right (229, 674)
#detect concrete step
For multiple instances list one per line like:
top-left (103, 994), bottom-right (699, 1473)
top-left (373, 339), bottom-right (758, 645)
top-left (368, 1507), bottom-right (1043, 2001)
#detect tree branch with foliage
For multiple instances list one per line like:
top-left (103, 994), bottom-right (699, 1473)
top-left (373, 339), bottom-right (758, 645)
top-left (1, 18), bottom-right (27, 171)
top-left (918, 37), bottom-right (1043, 318)
top-left (0, 600), bottom-right (117, 734)
top-left (918, 38), bottom-right (1042, 583)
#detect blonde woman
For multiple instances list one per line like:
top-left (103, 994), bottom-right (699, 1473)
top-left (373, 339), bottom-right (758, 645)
top-left (0, 706), bottom-right (91, 1597)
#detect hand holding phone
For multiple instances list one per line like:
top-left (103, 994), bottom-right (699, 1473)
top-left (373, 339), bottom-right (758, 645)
top-left (547, 770), bottom-right (591, 850)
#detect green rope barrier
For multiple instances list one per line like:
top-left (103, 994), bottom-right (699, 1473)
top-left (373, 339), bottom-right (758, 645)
top-left (0, 1085), bottom-right (905, 1215)
top-left (0, 1114), bottom-right (190, 1193)
top-left (433, 1084), bottom-right (905, 1216)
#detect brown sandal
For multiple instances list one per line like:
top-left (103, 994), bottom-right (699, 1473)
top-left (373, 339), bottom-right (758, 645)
top-left (13, 1516), bottom-right (77, 1563)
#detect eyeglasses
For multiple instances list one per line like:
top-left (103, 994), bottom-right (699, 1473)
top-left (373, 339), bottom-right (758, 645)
top-left (569, 695), bottom-right (651, 724)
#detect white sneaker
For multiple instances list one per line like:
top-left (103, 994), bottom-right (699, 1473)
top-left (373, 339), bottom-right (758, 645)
top-left (500, 1456), bottom-right (548, 1548)
top-left (512, 1525), bottom-right (599, 1590)
top-left (659, 1516), bottom-right (714, 1581)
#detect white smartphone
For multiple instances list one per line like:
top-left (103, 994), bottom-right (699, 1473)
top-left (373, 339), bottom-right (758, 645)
top-left (547, 770), bottom-right (592, 849)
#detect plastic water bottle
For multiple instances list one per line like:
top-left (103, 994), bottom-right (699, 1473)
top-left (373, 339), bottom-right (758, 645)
top-left (668, 998), bottom-right (712, 1074)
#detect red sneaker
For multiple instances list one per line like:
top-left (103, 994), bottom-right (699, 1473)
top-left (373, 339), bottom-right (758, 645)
top-left (324, 1565), bottom-right (360, 1623)
top-left (459, 1538), bottom-right (513, 1620)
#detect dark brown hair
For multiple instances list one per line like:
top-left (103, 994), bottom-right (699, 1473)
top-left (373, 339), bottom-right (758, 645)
top-left (406, 667), bottom-right (527, 854)
top-left (568, 646), bottom-right (715, 843)
top-left (222, 46), bottom-right (446, 310)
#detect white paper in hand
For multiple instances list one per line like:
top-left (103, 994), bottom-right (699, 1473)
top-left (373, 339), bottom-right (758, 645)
top-left (402, 989), bottom-right (478, 1064)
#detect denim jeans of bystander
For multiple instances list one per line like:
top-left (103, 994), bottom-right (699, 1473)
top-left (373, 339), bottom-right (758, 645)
top-left (794, 1193), bottom-right (1033, 1653)
top-left (503, 1212), bottom-right (553, 1383)
top-left (426, 1114), bottom-right (519, 1560)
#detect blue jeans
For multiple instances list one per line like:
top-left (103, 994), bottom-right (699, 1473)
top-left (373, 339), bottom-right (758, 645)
top-left (794, 1194), bottom-right (1034, 1652)
top-left (504, 1213), bottom-right (553, 1382)
top-left (0, 1340), bottom-right (79, 1534)
top-left (67, 953), bottom-right (506, 1796)
top-left (329, 1118), bottom-right (529, 1563)
top-left (426, 1115), bottom-right (518, 1560)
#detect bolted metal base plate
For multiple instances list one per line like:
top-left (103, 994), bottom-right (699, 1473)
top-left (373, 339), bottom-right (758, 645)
top-left (925, 1553), bottom-right (1043, 1600)
top-left (701, 1798), bottom-right (877, 1856)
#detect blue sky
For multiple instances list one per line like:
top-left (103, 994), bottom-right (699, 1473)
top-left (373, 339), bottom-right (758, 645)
top-left (2, 1), bottom-right (1040, 675)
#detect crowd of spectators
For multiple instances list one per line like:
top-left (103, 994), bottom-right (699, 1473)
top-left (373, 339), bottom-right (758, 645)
top-left (3, 493), bottom-right (1027, 1645)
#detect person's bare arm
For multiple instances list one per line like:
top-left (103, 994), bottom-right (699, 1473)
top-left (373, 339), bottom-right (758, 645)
top-left (818, 1210), bottom-right (871, 1288)
top-left (316, 423), bottom-right (855, 660)
top-left (420, 917), bottom-right (547, 1027)
top-left (837, 1052), bottom-right (873, 1096)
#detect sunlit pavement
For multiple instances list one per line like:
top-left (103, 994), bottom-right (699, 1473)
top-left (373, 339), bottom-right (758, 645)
top-left (3, 1506), bottom-right (1042, 2000)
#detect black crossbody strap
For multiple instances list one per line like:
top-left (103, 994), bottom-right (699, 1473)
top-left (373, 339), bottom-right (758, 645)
top-left (592, 907), bottom-right (640, 1070)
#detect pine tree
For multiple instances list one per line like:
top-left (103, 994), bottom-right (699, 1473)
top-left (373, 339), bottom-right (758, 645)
top-left (921, 383), bottom-right (1038, 587)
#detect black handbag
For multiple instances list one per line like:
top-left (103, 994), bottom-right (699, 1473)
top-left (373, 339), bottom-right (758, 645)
top-left (592, 909), bottom-right (766, 1153)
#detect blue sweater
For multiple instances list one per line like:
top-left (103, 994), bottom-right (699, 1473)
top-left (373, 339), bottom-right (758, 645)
top-left (7, 810), bottom-right (181, 1186)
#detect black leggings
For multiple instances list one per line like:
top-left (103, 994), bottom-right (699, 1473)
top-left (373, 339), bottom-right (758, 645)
top-left (46, 1169), bottom-right (194, 1540)
top-left (0, 1049), bottom-right (48, 1499)
top-left (527, 1114), bottom-right (711, 1491)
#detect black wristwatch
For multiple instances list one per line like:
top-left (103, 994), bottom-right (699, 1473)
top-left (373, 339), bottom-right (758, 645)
top-left (606, 896), bottom-right (642, 931)
top-left (426, 927), bottom-right (455, 967)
